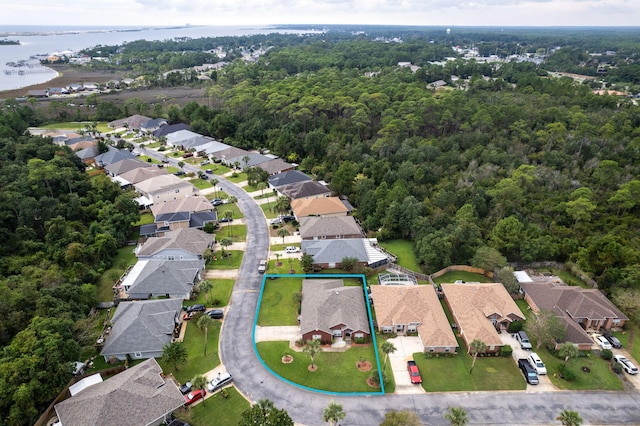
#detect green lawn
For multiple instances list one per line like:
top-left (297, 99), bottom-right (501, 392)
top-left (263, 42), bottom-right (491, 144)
top-left (613, 324), bottom-right (639, 362)
top-left (227, 172), bottom-right (248, 183)
top-left (216, 224), bottom-right (247, 242)
top-left (157, 319), bottom-right (221, 384)
top-left (201, 279), bottom-right (235, 307)
top-left (217, 203), bottom-right (244, 219)
top-left (375, 336), bottom-right (396, 393)
top-left (378, 240), bottom-right (421, 272)
top-left (434, 271), bottom-right (492, 284)
top-left (96, 245), bottom-right (138, 302)
top-left (413, 350), bottom-right (526, 392)
top-left (538, 346), bottom-right (623, 390)
top-left (202, 163), bottom-right (231, 175)
top-left (208, 250), bottom-right (243, 269)
top-left (190, 178), bottom-right (215, 190)
top-left (175, 386), bottom-right (249, 426)
top-left (257, 341), bottom-right (380, 393)
top-left (39, 121), bottom-right (109, 132)
top-left (139, 155), bottom-right (161, 164)
top-left (133, 212), bottom-right (154, 226)
top-left (267, 259), bottom-right (304, 275)
top-left (257, 277), bottom-right (301, 326)
top-left (260, 201), bottom-right (279, 219)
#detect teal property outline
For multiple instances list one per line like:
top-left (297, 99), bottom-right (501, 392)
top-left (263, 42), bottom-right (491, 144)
top-left (252, 273), bottom-right (385, 395)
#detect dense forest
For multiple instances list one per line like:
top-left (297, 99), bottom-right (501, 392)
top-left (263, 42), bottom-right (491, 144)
top-left (0, 105), bottom-right (139, 424)
top-left (1, 26), bottom-right (640, 424)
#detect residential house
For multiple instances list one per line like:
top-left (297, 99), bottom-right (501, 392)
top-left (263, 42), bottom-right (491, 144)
top-left (370, 285), bottom-right (458, 353)
top-left (141, 210), bottom-right (218, 237)
top-left (256, 158), bottom-right (295, 175)
top-left (140, 118), bottom-right (168, 134)
top-left (118, 166), bottom-right (168, 187)
top-left (226, 152), bottom-right (271, 169)
top-left (108, 114), bottom-right (152, 130)
top-left (152, 122), bottom-right (190, 139)
top-left (301, 238), bottom-right (389, 270)
top-left (165, 129), bottom-right (211, 150)
top-left (100, 299), bottom-right (182, 361)
top-left (291, 196), bottom-right (352, 218)
top-left (75, 145), bottom-right (101, 165)
top-left (54, 358), bottom-right (184, 426)
top-left (300, 279), bottom-right (370, 344)
top-left (150, 195), bottom-right (215, 217)
top-left (520, 280), bottom-right (628, 350)
top-left (134, 174), bottom-right (199, 206)
top-left (442, 283), bottom-right (526, 354)
top-left (94, 147), bottom-right (137, 168)
top-left (276, 180), bottom-right (331, 200)
top-left (268, 170), bottom-right (312, 189)
top-left (105, 158), bottom-right (150, 177)
top-left (299, 216), bottom-right (363, 240)
top-left (213, 146), bottom-right (250, 167)
top-left (193, 140), bottom-right (230, 157)
top-left (136, 227), bottom-right (215, 260)
top-left (116, 259), bottom-right (205, 300)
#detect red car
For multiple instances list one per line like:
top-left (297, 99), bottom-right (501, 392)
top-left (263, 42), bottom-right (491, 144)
top-left (184, 389), bottom-right (206, 405)
top-left (407, 360), bottom-right (422, 384)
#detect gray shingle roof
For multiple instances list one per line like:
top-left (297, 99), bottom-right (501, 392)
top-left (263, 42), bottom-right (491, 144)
top-left (101, 299), bottom-right (182, 358)
top-left (268, 170), bottom-right (312, 188)
top-left (278, 180), bottom-right (331, 199)
top-left (124, 259), bottom-right (204, 298)
top-left (136, 228), bottom-right (215, 257)
top-left (54, 358), bottom-right (184, 426)
top-left (105, 158), bottom-right (150, 176)
top-left (300, 279), bottom-right (370, 336)
top-left (298, 216), bottom-right (362, 239)
top-left (302, 239), bottom-right (368, 263)
top-left (257, 158), bottom-right (294, 175)
top-left (153, 123), bottom-right (190, 138)
top-left (94, 147), bottom-right (137, 167)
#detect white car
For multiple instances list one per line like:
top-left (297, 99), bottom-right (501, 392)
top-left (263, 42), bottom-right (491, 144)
top-left (527, 352), bottom-right (547, 375)
top-left (614, 355), bottom-right (638, 375)
top-left (285, 246), bottom-right (301, 253)
top-left (206, 371), bottom-right (233, 392)
top-left (593, 334), bottom-right (612, 350)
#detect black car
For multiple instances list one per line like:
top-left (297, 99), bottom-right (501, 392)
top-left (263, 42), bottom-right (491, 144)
top-left (206, 309), bottom-right (224, 319)
top-left (280, 215), bottom-right (296, 223)
top-left (179, 381), bottom-right (192, 395)
top-left (174, 171), bottom-right (185, 176)
top-left (518, 359), bottom-right (539, 385)
top-left (186, 304), bottom-right (206, 313)
top-left (219, 217), bottom-right (233, 223)
top-left (603, 332), bottom-right (622, 348)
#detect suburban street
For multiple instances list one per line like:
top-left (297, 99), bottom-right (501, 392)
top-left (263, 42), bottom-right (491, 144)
top-left (133, 145), bottom-right (640, 425)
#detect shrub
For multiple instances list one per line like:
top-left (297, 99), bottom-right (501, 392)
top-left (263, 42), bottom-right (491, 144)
top-left (557, 364), bottom-right (577, 381)
top-left (508, 321), bottom-right (523, 333)
top-left (500, 344), bottom-right (513, 357)
top-left (612, 362), bottom-right (623, 374)
top-left (600, 349), bottom-right (613, 361)
top-left (353, 336), bottom-right (370, 344)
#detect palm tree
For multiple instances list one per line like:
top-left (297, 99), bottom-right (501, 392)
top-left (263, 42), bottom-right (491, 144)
top-left (323, 400), bottom-right (346, 426)
top-left (162, 341), bottom-right (188, 371)
top-left (199, 280), bottom-right (213, 305)
top-left (257, 181), bottom-right (267, 197)
top-left (210, 178), bottom-right (219, 197)
top-left (191, 374), bottom-right (208, 405)
top-left (277, 227), bottom-right (290, 244)
top-left (557, 410), bottom-right (583, 426)
top-left (224, 210), bottom-right (234, 237)
top-left (444, 407), bottom-right (469, 426)
top-left (381, 341), bottom-right (397, 371)
top-left (303, 339), bottom-right (322, 369)
top-left (275, 253), bottom-right (282, 266)
top-left (197, 314), bottom-right (213, 356)
top-left (219, 238), bottom-right (232, 261)
top-left (469, 338), bottom-right (487, 374)
top-left (242, 155), bottom-right (250, 169)
top-left (255, 398), bottom-right (275, 414)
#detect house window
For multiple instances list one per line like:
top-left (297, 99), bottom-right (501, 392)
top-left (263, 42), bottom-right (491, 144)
top-left (312, 334), bottom-right (321, 341)
top-left (354, 333), bottom-right (363, 338)
top-left (489, 346), bottom-right (494, 351)
top-left (613, 319), bottom-right (621, 325)
top-left (167, 255), bottom-right (175, 260)
top-left (175, 189), bottom-right (180, 193)
top-left (396, 324), bottom-right (404, 332)
top-left (429, 348), bottom-right (434, 353)
top-left (134, 352), bottom-right (142, 358)
top-left (445, 348), bottom-right (450, 352)
top-left (408, 324), bottom-right (417, 332)
top-left (382, 326), bottom-right (392, 333)
top-left (321, 235), bottom-right (326, 239)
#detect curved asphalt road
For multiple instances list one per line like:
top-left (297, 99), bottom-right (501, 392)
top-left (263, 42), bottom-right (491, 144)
top-left (203, 170), bottom-right (640, 426)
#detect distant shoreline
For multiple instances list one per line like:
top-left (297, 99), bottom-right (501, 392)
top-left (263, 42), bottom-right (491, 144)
top-left (0, 25), bottom-right (198, 38)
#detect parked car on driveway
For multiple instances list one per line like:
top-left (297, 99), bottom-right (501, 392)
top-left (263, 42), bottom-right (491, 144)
top-left (179, 381), bottom-right (192, 395)
top-left (219, 216), bottom-right (233, 223)
top-left (205, 169), bottom-right (213, 174)
top-left (206, 309), bottom-right (224, 319)
top-left (285, 246), bottom-right (301, 253)
top-left (206, 372), bottom-right (233, 392)
top-left (603, 332), bottom-right (622, 348)
top-left (184, 389), bottom-right (205, 405)
top-left (407, 360), bottom-right (422, 384)
top-left (258, 260), bottom-right (267, 273)
top-left (210, 198), bottom-right (223, 205)
top-left (182, 152), bottom-right (194, 158)
top-left (613, 355), bottom-right (638, 375)
top-left (518, 359), bottom-right (539, 385)
top-left (593, 334), bottom-right (612, 350)
top-left (527, 352), bottom-right (547, 375)
top-left (186, 304), bottom-right (206, 313)
top-left (516, 331), bottom-right (532, 350)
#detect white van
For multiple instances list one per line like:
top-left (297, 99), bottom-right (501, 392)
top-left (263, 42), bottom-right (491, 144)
top-left (527, 352), bottom-right (547, 375)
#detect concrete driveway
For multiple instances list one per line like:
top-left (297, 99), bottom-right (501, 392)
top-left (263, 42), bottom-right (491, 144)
top-left (501, 332), bottom-right (556, 392)
top-left (387, 336), bottom-right (426, 394)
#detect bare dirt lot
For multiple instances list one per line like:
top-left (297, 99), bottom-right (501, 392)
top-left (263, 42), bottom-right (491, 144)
top-left (0, 64), bottom-right (209, 108)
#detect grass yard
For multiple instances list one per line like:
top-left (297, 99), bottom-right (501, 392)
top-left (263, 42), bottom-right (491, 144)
top-left (208, 250), bottom-right (243, 269)
top-left (413, 350), bottom-right (526, 392)
top-left (202, 163), bottom-right (231, 175)
top-left (190, 178), bottom-right (214, 190)
top-left (534, 267), bottom-right (590, 288)
top-left (40, 121), bottom-right (109, 132)
top-left (216, 203), bottom-right (244, 219)
top-left (157, 319), bottom-right (222, 384)
top-left (96, 245), bottom-right (137, 302)
top-left (260, 201), bottom-right (280, 219)
top-left (267, 259), bottom-right (303, 275)
top-left (175, 386), bottom-right (249, 426)
top-left (216, 224), bottom-right (247, 242)
top-left (138, 155), bottom-right (161, 164)
top-left (133, 212), bottom-right (154, 226)
top-left (257, 277), bottom-right (301, 326)
top-left (378, 240), bottom-right (421, 272)
top-left (227, 172), bottom-right (248, 183)
top-left (375, 336), bottom-right (396, 393)
top-left (199, 279), bottom-right (235, 307)
top-left (434, 271), bottom-right (492, 284)
top-left (613, 324), bottom-right (639, 362)
top-left (256, 341), bottom-right (380, 393)
top-left (538, 346), bottom-right (623, 390)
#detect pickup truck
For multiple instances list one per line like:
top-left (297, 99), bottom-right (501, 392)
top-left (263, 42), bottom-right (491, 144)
top-left (407, 360), bottom-right (422, 384)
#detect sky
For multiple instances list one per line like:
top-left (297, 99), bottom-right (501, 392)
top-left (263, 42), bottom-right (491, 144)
top-left (1, 0), bottom-right (640, 27)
